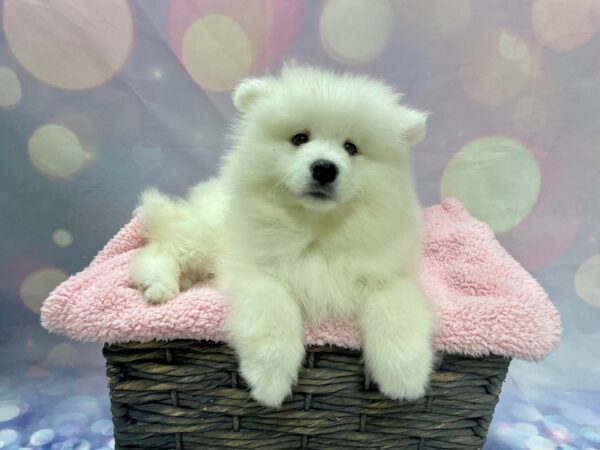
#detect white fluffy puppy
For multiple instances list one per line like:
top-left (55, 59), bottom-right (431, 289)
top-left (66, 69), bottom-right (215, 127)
top-left (130, 64), bottom-right (435, 408)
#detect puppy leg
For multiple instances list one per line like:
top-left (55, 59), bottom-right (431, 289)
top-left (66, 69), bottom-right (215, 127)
top-left (360, 277), bottom-right (435, 400)
top-left (130, 189), bottom-right (187, 304)
top-left (226, 274), bottom-right (304, 408)
top-left (129, 243), bottom-right (180, 304)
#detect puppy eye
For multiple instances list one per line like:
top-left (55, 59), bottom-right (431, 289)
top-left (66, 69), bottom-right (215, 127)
top-left (344, 141), bottom-right (358, 156)
top-left (291, 133), bottom-right (309, 146)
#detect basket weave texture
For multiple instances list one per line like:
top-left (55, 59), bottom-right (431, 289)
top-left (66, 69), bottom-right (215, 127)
top-left (104, 340), bottom-right (510, 450)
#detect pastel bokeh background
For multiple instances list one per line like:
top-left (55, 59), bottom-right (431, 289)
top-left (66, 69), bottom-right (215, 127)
top-left (1, 0), bottom-right (599, 449)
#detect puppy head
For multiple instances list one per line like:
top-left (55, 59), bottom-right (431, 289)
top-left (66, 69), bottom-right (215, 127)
top-left (229, 64), bottom-right (427, 212)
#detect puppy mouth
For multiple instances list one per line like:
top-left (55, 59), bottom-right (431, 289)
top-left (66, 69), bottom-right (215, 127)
top-left (305, 189), bottom-right (335, 201)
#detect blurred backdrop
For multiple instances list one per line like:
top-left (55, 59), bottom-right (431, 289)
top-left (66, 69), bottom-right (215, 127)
top-left (1, 1), bottom-right (599, 449)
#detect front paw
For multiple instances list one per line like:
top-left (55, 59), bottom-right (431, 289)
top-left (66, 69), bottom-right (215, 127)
top-left (368, 347), bottom-right (433, 401)
top-left (374, 364), bottom-right (429, 401)
top-left (237, 341), bottom-right (304, 408)
top-left (243, 364), bottom-right (295, 408)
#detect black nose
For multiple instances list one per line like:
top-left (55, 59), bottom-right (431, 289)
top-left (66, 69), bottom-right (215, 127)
top-left (311, 160), bottom-right (338, 185)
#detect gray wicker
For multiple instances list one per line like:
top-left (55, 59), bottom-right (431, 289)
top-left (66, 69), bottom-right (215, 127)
top-left (104, 340), bottom-right (510, 450)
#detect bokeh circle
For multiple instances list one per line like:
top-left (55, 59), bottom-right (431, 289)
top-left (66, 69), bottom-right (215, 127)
top-left (525, 435), bottom-right (557, 450)
top-left (52, 112), bottom-right (102, 164)
top-left (19, 268), bottom-right (68, 314)
top-left (169, 1), bottom-right (300, 92)
top-left (500, 152), bottom-right (583, 272)
top-left (0, 66), bottom-right (22, 109)
top-left (28, 124), bottom-right (85, 180)
top-left (441, 136), bottom-right (541, 233)
top-left (182, 15), bottom-right (252, 92)
top-left (46, 343), bottom-right (80, 368)
top-left (320, 0), bottom-right (392, 65)
top-left (0, 404), bottom-right (20, 422)
top-left (532, 0), bottom-right (599, 52)
top-left (0, 429), bottom-right (18, 446)
top-left (575, 254), bottom-right (600, 308)
top-left (30, 429), bottom-right (55, 446)
top-left (3, 0), bottom-right (133, 90)
top-left (52, 229), bottom-right (74, 248)
top-left (460, 28), bottom-right (532, 106)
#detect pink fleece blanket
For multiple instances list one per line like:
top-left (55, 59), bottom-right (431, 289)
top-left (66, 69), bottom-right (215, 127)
top-left (41, 199), bottom-right (561, 361)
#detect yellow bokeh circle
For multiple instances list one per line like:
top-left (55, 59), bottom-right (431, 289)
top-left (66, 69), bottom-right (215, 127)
top-left (182, 15), bottom-right (252, 92)
top-left (28, 124), bottom-right (86, 180)
top-left (52, 112), bottom-right (101, 164)
top-left (0, 66), bottom-right (22, 109)
top-left (320, 0), bottom-right (393, 65)
top-left (19, 268), bottom-right (68, 314)
top-left (575, 255), bottom-right (600, 308)
top-left (441, 136), bottom-right (541, 233)
top-left (52, 229), bottom-right (73, 248)
top-left (3, 0), bottom-right (133, 90)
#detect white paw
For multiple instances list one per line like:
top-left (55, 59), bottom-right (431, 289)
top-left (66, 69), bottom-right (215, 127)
top-left (375, 366), bottom-right (429, 401)
top-left (249, 371), bottom-right (293, 408)
top-left (236, 339), bottom-right (304, 408)
top-left (240, 356), bottom-right (297, 408)
top-left (224, 275), bottom-right (304, 408)
top-left (129, 248), bottom-right (180, 304)
top-left (142, 282), bottom-right (179, 305)
top-left (368, 347), bottom-right (433, 401)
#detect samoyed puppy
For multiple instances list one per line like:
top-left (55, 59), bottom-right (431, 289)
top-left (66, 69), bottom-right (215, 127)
top-left (130, 64), bottom-right (435, 408)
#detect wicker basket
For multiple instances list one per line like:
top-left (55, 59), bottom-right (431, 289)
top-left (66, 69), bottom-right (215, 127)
top-left (104, 340), bottom-right (510, 450)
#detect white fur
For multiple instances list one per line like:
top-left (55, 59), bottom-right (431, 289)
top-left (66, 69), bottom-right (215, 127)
top-left (130, 64), bottom-right (435, 407)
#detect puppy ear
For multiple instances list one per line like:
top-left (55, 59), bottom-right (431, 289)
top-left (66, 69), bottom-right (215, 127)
top-left (400, 107), bottom-right (429, 147)
top-left (232, 78), bottom-right (273, 112)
